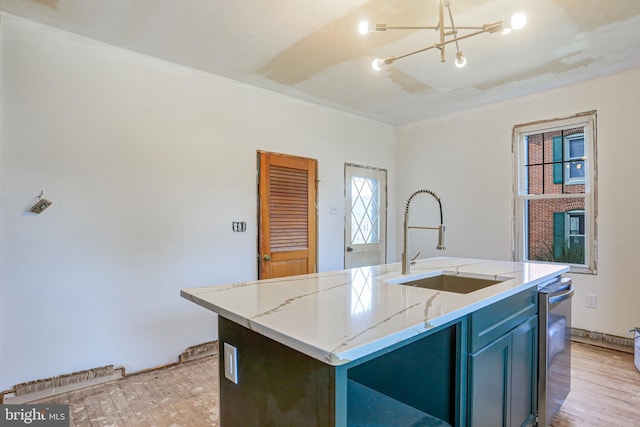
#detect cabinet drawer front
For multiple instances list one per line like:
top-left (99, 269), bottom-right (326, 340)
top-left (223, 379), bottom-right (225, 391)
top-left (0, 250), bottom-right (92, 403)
top-left (469, 288), bottom-right (538, 352)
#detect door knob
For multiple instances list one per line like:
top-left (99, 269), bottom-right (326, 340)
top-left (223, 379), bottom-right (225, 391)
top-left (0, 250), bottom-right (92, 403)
top-left (263, 254), bottom-right (271, 261)
top-left (346, 246), bottom-right (354, 252)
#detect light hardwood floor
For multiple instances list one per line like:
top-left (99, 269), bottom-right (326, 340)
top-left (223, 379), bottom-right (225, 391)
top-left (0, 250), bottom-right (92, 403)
top-left (550, 343), bottom-right (640, 427)
top-left (32, 342), bottom-right (640, 426)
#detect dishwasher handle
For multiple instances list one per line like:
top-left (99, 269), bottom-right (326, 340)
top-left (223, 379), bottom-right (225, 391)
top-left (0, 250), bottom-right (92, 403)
top-left (548, 284), bottom-right (575, 306)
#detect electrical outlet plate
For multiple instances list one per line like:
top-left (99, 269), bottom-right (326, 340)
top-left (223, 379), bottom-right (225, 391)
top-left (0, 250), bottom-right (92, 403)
top-left (223, 342), bottom-right (238, 384)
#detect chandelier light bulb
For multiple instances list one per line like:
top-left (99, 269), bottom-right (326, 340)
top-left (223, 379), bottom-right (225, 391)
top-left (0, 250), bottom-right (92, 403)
top-left (371, 58), bottom-right (384, 71)
top-left (501, 27), bottom-right (512, 35)
top-left (510, 12), bottom-right (527, 30)
top-left (358, 21), bottom-right (370, 35)
top-left (455, 52), bottom-right (467, 68)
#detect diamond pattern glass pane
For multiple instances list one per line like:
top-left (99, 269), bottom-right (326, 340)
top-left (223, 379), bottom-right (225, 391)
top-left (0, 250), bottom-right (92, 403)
top-left (351, 267), bottom-right (373, 315)
top-left (351, 176), bottom-right (380, 244)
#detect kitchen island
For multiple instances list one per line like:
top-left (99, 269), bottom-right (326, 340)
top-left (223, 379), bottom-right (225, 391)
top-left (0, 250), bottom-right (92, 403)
top-left (181, 257), bottom-right (568, 426)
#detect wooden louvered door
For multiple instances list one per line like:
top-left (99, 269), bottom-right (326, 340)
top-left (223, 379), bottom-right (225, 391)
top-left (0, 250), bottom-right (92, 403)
top-left (258, 151), bottom-right (317, 279)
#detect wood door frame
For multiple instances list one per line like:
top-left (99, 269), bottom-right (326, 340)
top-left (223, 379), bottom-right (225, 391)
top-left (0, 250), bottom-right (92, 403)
top-left (257, 150), bottom-right (318, 279)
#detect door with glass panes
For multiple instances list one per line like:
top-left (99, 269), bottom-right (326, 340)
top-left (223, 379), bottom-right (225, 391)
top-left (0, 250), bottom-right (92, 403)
top-left (344, 164), bottom-right (387, 268)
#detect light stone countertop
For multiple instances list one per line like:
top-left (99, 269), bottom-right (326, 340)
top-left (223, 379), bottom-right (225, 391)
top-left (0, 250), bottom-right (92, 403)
top-left (181, 257), bottom-right (569, 366)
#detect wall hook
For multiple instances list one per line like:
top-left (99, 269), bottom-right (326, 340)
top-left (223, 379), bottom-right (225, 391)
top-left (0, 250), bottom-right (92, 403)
top-left (29, 190), bottom-right (53, 214)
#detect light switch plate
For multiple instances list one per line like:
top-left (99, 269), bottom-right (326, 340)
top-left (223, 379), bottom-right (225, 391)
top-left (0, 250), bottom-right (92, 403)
top-left (232, 221), bottom-right (246, 232)
top-left (223, 342), bottom-right (238, 384)
top-left (29, 198), bottom-right (52, 214)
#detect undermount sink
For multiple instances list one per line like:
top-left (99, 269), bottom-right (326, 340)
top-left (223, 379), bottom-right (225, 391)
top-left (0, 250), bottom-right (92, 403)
top-left (387, 272), bottom-right (508, 294)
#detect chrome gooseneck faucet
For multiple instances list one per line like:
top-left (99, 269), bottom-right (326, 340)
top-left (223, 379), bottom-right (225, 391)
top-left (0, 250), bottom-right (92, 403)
top-left (402, 189), bottom-right (446, 275)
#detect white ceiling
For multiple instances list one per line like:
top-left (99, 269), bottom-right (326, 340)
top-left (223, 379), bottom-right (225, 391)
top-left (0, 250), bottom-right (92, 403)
top-left (2, 0), bottom-right (640, 125)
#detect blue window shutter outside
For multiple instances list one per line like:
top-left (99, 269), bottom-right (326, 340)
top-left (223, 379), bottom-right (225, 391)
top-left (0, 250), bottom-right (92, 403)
top-left (553, 212), bottom-right (565, 259)
top-left (552, 136), bottom-right (563, 184)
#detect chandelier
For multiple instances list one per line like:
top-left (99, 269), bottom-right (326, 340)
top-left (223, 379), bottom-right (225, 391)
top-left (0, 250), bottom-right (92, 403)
top-left (358, 0), bottom-right (526, 70)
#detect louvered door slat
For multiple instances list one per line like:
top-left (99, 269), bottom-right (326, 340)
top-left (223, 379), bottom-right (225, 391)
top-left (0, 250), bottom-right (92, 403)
top-left (270, 165), bottom-right (308, 251)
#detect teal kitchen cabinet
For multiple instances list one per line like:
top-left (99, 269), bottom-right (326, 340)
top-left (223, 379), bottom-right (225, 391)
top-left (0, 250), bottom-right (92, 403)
top-left (468, 288), bottom-right (538, 427)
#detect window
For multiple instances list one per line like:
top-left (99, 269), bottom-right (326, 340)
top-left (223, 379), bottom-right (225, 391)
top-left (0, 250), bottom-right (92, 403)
top-left (513, 112), bottom-right (597, 273)
top-left (552, 210), bottom-right (585, 262)
top-left (567, 210), bottom-right (585, 249)
top-left (564, 134), bottom-right (585, 185)
top-left (350, 175), bottom-right (381, 244)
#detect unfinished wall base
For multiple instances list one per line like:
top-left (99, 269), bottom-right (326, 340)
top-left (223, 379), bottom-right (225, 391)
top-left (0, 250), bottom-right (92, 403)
top-left (179, 340), bottom-right (218, 362)
top-left (0, 341), bottom-right (219, 404)
top-left (1, 365), bottom-right (125, 404)
top-left (571, 327), bottom-right (634, 354)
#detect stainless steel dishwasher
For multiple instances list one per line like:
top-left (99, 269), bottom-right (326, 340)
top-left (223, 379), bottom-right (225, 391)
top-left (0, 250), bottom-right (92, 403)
top-left (538, 277), bottom-right (574, 427)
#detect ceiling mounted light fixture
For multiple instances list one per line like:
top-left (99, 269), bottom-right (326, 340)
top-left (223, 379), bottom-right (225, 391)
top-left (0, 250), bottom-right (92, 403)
top-left (359, 0), bottom-right (526, 71)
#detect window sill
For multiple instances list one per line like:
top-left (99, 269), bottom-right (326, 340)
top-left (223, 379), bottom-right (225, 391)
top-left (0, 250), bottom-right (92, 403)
top-left (518, 258), bottom-right (596, 275)
top-left (567, 264), bottom-right (596, 275)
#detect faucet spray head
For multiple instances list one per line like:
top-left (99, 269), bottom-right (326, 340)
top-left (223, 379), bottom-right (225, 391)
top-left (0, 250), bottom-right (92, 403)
top-left (436, 225), bottom-right (446, 250)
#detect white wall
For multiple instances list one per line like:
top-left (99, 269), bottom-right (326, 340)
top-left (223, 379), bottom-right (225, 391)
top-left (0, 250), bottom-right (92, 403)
top-left (397, 68), bottom-right (640, 339)
top-left (0, 14), bottom-right (396, 391)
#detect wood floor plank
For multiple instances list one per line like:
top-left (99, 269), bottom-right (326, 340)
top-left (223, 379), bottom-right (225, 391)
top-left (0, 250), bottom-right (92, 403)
top-left (30, 343), bottom-right (640, 426)
top-left (551, 343), bottom-right (640, 427)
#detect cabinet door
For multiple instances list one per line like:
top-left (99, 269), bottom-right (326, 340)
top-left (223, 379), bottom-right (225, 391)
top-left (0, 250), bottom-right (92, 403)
top-left (468, 316), bottom-right (538, 427)
top-left (510, 316), bottom-right (538, 427)
top-left (468, 333), bottom-right (511, 427)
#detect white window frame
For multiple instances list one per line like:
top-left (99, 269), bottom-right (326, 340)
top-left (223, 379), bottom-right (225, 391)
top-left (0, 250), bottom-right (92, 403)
top-left (512, 111), bottom-right (597, 274)
top-left (566, 209), bottom-right (585, 252)
top-left (564, 133), bottom-right (586, 186)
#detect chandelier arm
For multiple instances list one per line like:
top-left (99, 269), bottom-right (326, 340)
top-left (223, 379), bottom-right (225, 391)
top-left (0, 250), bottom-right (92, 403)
top-left (445, 26), bottom-right (487, 30)
top-left (391, 24), bottom-right (501, 62)
top-left (382, 25), bottom-right (439, 30)
top-left (392, 44), bottom-right (439, 62)
top-left (439, 0), bottom-right (446, 62)
top-left (445, 3), bottom-right (462, 55)
top-left (380, 25), bottom-right (488, 31)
